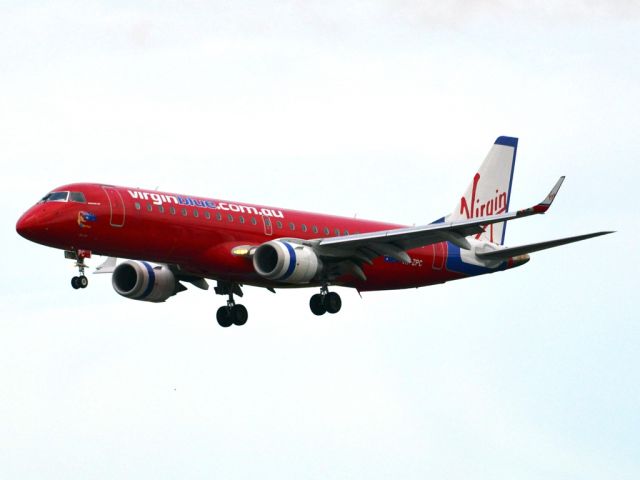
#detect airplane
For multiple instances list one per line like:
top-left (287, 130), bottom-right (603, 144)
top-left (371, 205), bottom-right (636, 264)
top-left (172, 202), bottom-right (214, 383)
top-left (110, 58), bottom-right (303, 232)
top-left (16, 136), bottom-right (612, 327)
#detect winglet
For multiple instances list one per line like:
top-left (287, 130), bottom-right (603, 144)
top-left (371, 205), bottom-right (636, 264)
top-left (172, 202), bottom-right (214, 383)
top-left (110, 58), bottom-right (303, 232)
top-left (533, 176), bottom-right (564, 213)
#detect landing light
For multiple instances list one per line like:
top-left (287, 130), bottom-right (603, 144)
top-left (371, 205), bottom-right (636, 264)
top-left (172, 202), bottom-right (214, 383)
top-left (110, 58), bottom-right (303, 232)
top-left (231, 246), bottom-right (254, 257)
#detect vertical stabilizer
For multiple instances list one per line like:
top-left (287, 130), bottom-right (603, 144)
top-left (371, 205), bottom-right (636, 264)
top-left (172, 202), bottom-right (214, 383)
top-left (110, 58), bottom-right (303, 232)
top-left (448, 136), bottom-right (518, 245)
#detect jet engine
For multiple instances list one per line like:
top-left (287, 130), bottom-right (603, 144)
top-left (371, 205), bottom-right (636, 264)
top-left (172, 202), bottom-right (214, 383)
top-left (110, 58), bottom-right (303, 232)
top-left (112, 260), bottom-right (179, 303)
top-left (252, 240), bottom-right (322, 284)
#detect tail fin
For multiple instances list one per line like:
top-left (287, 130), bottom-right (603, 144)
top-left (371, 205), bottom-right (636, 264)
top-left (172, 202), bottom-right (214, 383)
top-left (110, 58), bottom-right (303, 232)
top-left (448, 136), bottom-right (518, 245)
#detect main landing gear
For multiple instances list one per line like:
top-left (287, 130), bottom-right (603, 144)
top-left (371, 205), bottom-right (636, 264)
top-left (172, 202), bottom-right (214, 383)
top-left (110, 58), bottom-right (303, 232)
top-left (214, 282), bottom-right (248, 328)
top-left (309, 285), bottom-right (342, 316)
top-left (66, 250), bottom-right (91, 290)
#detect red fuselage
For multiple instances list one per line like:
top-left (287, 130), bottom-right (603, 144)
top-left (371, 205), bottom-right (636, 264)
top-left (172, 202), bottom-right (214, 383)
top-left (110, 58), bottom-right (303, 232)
top-left (16, 183), bottom-right (516, 291)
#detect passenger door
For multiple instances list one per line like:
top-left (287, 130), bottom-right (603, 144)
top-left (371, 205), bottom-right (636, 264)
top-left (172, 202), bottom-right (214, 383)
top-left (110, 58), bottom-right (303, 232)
top-left (102, 186), bottom-right (125, 227)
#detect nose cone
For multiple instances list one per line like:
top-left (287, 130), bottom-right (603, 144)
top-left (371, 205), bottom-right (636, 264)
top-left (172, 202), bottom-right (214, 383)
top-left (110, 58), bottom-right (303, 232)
top-left (16, 211), bottom-right (38, 240)
top-left (17, 204), bottom-right (72, 250)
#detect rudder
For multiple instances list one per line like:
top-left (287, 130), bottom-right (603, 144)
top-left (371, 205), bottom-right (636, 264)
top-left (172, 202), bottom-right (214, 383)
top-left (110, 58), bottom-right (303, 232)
top-left (448, 136), bottom-right (518, 245)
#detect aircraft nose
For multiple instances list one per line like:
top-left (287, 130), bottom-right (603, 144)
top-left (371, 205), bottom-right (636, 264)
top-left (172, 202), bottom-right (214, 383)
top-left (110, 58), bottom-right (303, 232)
top-left (16, 211), bottom-right (38, 239)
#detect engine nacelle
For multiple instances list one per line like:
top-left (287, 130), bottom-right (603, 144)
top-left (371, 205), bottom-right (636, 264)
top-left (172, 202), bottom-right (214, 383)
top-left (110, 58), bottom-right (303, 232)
top-left (252, 240), bottom-right (322, 284)
top-left (112, 260), bottom-right (178, 303)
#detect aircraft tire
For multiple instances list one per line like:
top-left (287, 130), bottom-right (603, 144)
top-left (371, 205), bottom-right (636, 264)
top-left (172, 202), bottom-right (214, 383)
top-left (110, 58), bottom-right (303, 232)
top-left (324, 292), bottom-right (342, 314)
top-left (79, 275), bottom-right (88, 288)
top-left (71, 276), bottom-right (80, 289)
top-left (310, 294), bottom-right (326, 316)
top-left (232, 304), bottom-right (248, 326)
top-left (216, 307), bottom-right (233, 328)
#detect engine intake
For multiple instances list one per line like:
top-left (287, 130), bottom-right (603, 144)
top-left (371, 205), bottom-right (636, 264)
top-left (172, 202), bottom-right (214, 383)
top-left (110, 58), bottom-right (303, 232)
top-left (253, 240), bottom-right (321, 284)
top-left (112, 260), bottom-right (178, 303)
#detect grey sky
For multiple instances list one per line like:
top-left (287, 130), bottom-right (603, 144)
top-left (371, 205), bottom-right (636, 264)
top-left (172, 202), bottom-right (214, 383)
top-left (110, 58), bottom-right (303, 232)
top-left (1, 2), bottom-right (638, 479)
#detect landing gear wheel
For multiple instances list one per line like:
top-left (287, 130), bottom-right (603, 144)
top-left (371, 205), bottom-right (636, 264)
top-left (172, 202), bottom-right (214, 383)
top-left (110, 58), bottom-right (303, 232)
top-left (68, 251), bottom-right (91, 290)
top-left (310, 294), bottom-right (327, 316)
top-left (214, 282), bottom-right (248, 328)
top-left (231, 304), bottom-right (248, 326)
top-left (216, 307), bottom-right (233, 328)
top-left (324, 291), bottom-right (342, 314)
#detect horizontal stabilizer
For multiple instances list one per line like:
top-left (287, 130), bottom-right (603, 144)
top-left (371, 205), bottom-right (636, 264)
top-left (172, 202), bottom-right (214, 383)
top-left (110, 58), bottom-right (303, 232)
top-left (476, 231), bottom-right (614, 260)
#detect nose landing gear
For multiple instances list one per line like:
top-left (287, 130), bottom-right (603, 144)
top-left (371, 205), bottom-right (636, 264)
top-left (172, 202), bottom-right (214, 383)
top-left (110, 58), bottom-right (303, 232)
top-left (309, 285), bottom-right (342, 316)
top-left (71, 274), bottom-right (88, 289)
top-left (66, 250), bottom-right (91, 290)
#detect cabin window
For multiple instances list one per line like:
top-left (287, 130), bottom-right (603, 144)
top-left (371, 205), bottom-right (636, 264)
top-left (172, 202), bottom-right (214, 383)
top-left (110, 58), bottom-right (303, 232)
top-left (301, 224), bottom-right (308, 233)
top-left (344, 229), bottom-right (349, 236)
top-left (170, 206), bottom-right (176, 215)
top-left (158, 205), bottom-right (165, 213)
top-left (312, 225), bottom-right (318, 234)
top-left (250, 217), bottom-right (257, 225)
top-left (334, 228), bottom-right (340, 236)
top-left (227, 214), bottom-right (234, 222)
top-left (216, 212), bottom-right (222, 221)
top-left (323, 227), bottom-right (330, 235)
top-left (264, 218), bottom-right (271, 227)
top-left (146, 203), bottom-right (153, 212)
top-left (69, 192), bottom-right (86, 203)
top-left (134, 202), bottom-right (141, 210)
top-left (181, 208), bottom-right (187, 216)
top-left (239, 216), bottom-right (245, 224)
top-left (276, 221), bottom-right (283, 229)
top-left (289, 222), bottom-right (295, 231)
top-left (204, 211), bottom-right (211, 220)
top-left (193, 209), bottom-right (199, 218)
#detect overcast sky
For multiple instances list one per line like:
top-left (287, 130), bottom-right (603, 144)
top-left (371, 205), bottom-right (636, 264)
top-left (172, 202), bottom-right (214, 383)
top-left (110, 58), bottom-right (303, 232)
top-left (1, 1), bottom-right (638, 479)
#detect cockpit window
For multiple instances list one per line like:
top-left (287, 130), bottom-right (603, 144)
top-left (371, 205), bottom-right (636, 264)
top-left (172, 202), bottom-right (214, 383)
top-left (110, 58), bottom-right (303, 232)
top-left (40, 191), bottom-right (69, 203)
top-left (69, 192), bottom-right (86, 203)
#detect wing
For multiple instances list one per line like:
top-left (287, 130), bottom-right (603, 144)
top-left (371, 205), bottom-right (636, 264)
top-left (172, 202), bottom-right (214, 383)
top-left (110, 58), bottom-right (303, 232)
top-left (475, 231), bottom-right (614, 261)
top-left (313, 177), bottom-right (566, 265)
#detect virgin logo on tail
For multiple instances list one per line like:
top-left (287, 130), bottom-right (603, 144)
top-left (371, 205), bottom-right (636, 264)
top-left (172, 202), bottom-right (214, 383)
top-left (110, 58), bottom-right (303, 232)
top-left (459, 173), bottom-right (508, 242)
